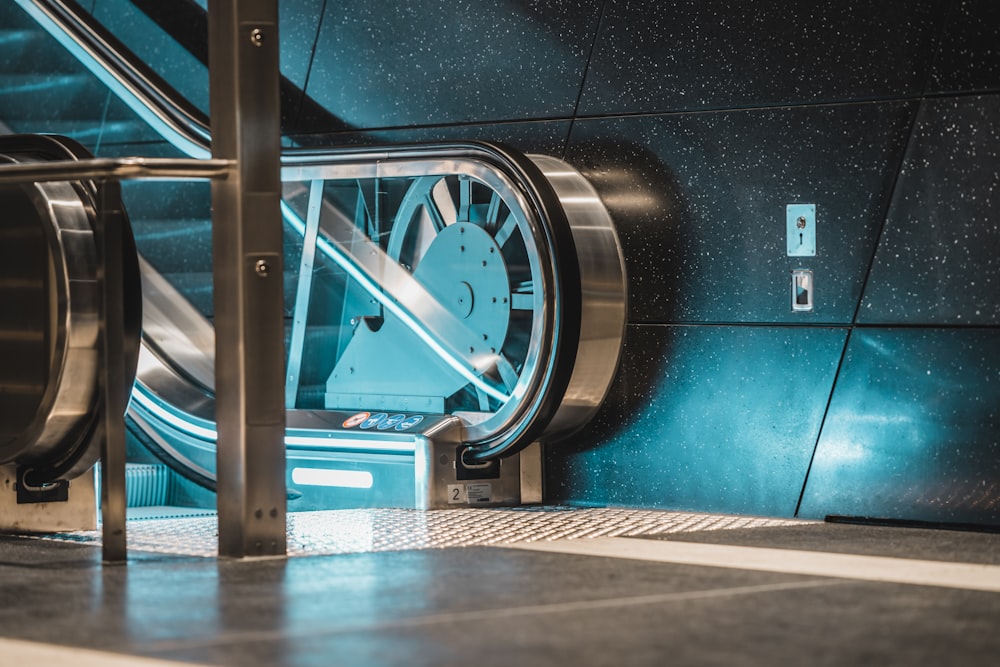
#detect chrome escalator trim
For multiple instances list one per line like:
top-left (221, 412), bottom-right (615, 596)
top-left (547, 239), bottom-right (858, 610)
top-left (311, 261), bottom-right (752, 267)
top-left (137, 256), bottom-right (215, 392)
top-left (529, 154), bottom-right (628, 441)
top-left (0, 134), bottom-right (144, 482)
top-left (0, 168), bottom-right (98, 465)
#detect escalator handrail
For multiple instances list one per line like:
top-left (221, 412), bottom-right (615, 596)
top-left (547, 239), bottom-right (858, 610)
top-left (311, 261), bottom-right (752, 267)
top-left (0, 156), bottom-right (232, 184)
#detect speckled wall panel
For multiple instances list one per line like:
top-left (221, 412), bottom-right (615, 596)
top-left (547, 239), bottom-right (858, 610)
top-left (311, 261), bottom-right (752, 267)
top-left (301, 0), bottom-right (602, 130)
top-left (859, 95), bottom-right (1000, 325)
top-left (565, 102), bottom-right (914, 324)
top-left (578, 0), bottom-right (941, 116)
top-left (289, 119), bottom-right (571, 157)
top-left (798, 328), bottom-right (1000, 524)
top-left (546, 324), bottom-right (846, 516)
top-left (927, 0), bottom-right (1000, 94)
top-left (275, 0), bottom-right (327, 91)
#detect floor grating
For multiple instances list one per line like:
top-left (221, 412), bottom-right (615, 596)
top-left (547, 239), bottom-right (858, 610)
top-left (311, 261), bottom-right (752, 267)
top-left (34, 507), bottom-right (811, 558)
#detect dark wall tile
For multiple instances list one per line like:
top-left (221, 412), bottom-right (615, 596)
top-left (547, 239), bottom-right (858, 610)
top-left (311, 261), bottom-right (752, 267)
top-left (580, 0), bottom-right (942, 116)
top-left (566, 102), bottom-right (913, 324)
top-left (927, 0), bottom-right (1000, 94)
top-left (302, 0), bottom-right (602, 130)
top-left (859, 95), bottom-right (1000, 325)
top-left (799, 328), bottom-right (1000, 524)
top-left (546, 324), bottom-right (846, 516)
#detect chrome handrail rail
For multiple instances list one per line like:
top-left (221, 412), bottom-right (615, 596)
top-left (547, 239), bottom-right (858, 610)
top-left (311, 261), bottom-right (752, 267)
top-left (0, 158), bottom-right (233, 184)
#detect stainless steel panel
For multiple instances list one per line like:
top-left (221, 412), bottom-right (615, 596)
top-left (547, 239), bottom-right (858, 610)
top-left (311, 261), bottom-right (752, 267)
top-left (413, 422), bottom-right (523, 510)
top-left (786, 204), bottom-right (816, 257)
top-left (37, 506), bottom-right (807, 557)
top-left (209, 0), bottom-right (286, 557)
top-left (0, 175), bottom-right (98, 465)
top-left (0, 463), bottom-right (97, 532)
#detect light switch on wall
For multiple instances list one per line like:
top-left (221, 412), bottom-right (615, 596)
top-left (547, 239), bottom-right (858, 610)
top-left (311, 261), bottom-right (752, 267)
top-left (792, 269), bottom-right (814, 312)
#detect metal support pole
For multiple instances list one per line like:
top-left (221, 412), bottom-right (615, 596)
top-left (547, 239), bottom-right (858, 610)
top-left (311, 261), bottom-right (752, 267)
top-left (97, 182), bottom-right (128, 563)
top-left (285, 180), bottom-right (323, 408)
top-left (208, 0), bottom-right (287, 557)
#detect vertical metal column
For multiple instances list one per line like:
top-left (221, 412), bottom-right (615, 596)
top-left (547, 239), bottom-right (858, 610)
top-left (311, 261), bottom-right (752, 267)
top-left (208, 0), bottom-right (286, 557)
top-left (285, 180), bottom-right (323, 408)
top-left (97, 183), bottom-right (128, 563)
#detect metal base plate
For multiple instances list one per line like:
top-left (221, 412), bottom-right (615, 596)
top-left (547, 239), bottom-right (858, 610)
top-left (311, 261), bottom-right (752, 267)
top-left (416, 436), bottom-right (531, 509)
top-left (36, 506), bottom-right (807, 557)
top-left (0, 463), bottom-right (97, 533)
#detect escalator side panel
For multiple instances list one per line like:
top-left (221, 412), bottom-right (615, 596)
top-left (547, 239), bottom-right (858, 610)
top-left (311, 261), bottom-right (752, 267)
top-left (0, 134), bottom-right (141, 481)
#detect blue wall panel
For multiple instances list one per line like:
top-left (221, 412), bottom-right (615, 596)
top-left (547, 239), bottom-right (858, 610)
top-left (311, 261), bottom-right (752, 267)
top-left (566, 103), bottom-right (913, 325)
top-left (799, 328), bottom-right (1000, 524)
top-left (859, 94), bottom-right (1000, 325)
top-left (546, 324), bottom-right (846, 515)
top-left (302, 0), bottom-right (602, 129)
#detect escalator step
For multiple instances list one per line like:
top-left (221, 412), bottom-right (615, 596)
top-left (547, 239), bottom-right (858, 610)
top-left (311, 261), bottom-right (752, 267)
top-left (125, 462), bottom-right (172, 508)
top-left (126, 506), bottom-right (216, 521)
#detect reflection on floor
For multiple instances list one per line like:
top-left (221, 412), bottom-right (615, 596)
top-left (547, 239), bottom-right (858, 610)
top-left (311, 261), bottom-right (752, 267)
top-left (1, 507), bottom-right (998, 666)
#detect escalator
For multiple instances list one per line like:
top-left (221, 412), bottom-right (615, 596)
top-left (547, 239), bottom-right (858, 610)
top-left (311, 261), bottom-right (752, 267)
top-left (0, 0), bottom-right (627, 512)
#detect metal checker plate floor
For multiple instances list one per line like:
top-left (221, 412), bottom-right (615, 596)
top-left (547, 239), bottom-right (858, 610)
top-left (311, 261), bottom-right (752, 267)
top-left (37, 507), bottom-right (811, 557)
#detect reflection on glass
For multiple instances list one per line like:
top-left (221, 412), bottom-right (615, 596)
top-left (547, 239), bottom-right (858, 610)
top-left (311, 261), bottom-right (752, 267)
top-left (279, 164), bottom-right (545, 441)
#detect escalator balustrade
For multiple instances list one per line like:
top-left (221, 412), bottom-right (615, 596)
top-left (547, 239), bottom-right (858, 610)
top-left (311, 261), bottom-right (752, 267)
top-left (0, 133), bottom-right (141, 486)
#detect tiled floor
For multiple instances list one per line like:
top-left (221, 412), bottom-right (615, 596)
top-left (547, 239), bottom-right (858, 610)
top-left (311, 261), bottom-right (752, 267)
top-left (1, 507), bottom-right (999, 666)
